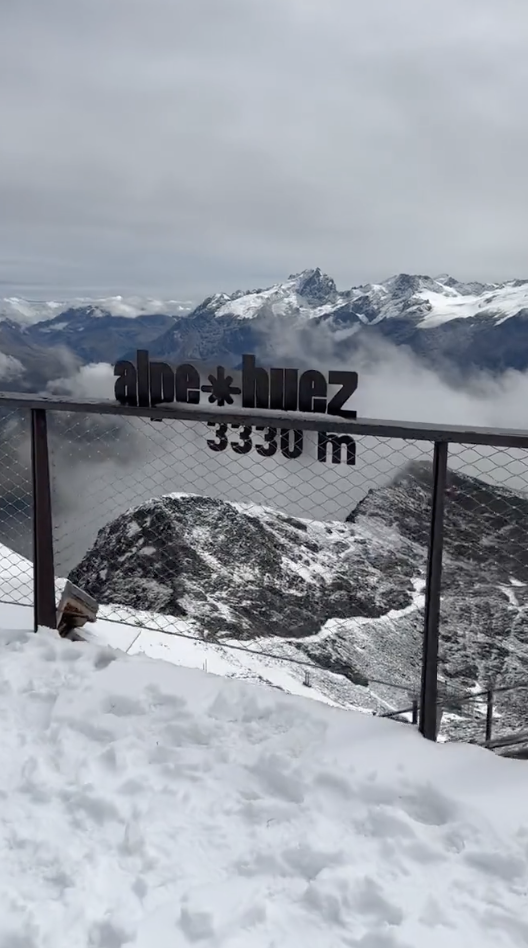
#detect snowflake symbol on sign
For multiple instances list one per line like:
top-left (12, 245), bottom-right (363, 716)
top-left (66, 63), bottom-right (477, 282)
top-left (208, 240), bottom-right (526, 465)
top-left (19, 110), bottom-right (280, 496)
top-left (201, 366), bottom-right (241, 406)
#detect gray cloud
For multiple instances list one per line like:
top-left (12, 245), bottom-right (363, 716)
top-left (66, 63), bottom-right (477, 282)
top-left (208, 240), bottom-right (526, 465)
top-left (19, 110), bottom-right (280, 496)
top-left (0, 353), bottom-right (25, 382)
top-left (29, 336), bottom-right (528, 576)
top-left (46, 362), bottom-right (116, 399)
top-left (1, 0), bottom-right (528, 297)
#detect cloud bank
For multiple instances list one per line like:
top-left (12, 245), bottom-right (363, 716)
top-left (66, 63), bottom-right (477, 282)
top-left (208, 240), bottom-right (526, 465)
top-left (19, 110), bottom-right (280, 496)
top-left (1, 0), bottom-right (528, 296)
top-left (30, 335), bottom-right (528, 574)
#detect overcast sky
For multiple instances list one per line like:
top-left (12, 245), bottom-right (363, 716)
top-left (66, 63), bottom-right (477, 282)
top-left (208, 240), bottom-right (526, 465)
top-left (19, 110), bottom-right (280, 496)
top-left (1, 0), bottom-right (528, 300)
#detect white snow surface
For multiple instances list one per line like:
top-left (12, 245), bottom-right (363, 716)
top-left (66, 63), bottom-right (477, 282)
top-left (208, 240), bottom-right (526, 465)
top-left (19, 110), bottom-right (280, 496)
top-left (415, 282), bottom-right (528, 328)
top-left (0, 541), bottom-right (418, 716)
top-left (208, 271), bottom-right (528, 326)
top-left (213, 275), bottom-right (337, 321)
top-left (1, 612), bottom-right (528, 948)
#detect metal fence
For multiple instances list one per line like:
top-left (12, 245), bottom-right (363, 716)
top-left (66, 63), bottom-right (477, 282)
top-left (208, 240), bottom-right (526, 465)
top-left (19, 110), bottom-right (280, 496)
top-left (3, 390), bottom-right (528, 745)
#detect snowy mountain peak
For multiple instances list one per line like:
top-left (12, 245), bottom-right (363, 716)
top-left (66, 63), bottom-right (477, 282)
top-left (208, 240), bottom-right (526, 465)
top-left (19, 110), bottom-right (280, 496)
top-left (69, 490), bottom-right (415, 649)
top-left (4, 272), bottom-right (528, 334)
top-left (291, 268), bottom-right (338, 303)
top-left (209, 270), bottom-right (336, 322)
top-left (384, 273), bottom-right (431, 297)
top-left (4, 270), bottom-right (528, 386)
top-left (183, 270), bottom-right (528, 332)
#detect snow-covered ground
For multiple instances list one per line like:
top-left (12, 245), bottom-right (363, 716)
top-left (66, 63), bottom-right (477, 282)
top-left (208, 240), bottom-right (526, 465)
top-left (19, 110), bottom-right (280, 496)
top-left (414, 281), bottom-right (528, 328)
top-left (0, 537), bottom-right (421, 720)
top-left (1, 610), bottom-right (528, 947)
top-left (84, 608), bottom-right (348, 711)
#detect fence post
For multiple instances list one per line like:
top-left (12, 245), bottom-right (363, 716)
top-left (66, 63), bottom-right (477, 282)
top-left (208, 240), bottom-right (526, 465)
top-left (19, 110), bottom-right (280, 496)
top-left (31, 408), bottom-right (56, 632)
top-left (419, 440), bottom-right (449, 741)
top-left (485, 689), bottom-right (494, 743)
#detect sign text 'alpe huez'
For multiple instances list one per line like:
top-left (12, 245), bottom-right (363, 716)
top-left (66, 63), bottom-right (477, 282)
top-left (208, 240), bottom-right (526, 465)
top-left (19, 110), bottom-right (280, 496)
top-left (114, 350), bottom-right (358, 466)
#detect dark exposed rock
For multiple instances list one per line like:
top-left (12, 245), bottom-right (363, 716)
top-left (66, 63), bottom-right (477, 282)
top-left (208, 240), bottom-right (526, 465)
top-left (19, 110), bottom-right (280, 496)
top-left (69, 493), bottom-right (421, 642)
top-left (348, 459), bottom-right (528, 583)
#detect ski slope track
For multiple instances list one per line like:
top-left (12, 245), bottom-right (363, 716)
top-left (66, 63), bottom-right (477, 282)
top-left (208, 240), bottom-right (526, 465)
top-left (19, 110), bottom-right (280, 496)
top-left (1, 612), bottom-right (528, 947)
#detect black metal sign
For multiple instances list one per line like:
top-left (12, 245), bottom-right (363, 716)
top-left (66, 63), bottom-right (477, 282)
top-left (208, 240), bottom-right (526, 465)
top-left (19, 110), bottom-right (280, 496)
top-left (115, 350), bottom-right (357, 415)
top-left (114, 350), bottom-right (359, 465)
top-left (205, 423), bottom-right (356, 466)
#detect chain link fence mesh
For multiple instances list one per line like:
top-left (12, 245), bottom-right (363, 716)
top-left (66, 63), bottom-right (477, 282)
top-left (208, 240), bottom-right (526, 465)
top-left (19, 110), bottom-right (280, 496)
top-left (47, 410), bottom-right (435, 716)
top-left (440, 443), bottom-right (528, 742)
top-left (1, 400), bottom-right (526, 743)
top-left (2, 400), bottom-right (526, 743)
top-left (0, 407), bottom-right (33, 606)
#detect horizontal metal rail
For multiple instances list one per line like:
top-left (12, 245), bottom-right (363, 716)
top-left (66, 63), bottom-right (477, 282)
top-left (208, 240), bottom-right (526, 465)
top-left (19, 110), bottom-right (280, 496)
top-left (2, 391), bottom-right (528, 446)
top-left (441, 681), bottom-right (528, 704)
top-left (99, 616), bottom-right (416, 692)
top-left (451, 683), bottom-right (528, 750)
top-left (483, 729), bottom-right (528, 751)
top-left (3, 389), bottom-right (528, 747)
top-left (377, 702), bottom-right (418, 724)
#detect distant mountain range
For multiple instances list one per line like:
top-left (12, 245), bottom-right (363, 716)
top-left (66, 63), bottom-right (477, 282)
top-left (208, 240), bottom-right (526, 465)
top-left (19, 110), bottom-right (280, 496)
top-left (2, 269), bottom-right (528, 392)
top-left (1, 272), bottom-right (527, 743)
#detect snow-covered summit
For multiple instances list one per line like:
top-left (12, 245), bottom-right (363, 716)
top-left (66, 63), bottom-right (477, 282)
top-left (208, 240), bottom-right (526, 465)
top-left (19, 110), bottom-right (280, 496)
top-left (187, 270), bottom-right (528, 327)
top-left (3, 269), bottom-right (528, 383)
top-left (203, 268), bottom-right (338, 321)
top-left (4, 270), bottom-right (528, 329)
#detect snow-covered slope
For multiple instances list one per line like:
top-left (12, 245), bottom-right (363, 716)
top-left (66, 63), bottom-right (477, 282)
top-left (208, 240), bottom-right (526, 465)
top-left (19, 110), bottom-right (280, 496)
top-left (1, 621), bottom-right (527, 946)
top-left (4, 269), bottom-right (528, 383)
top-left (414, 281), bottom-right (528, 328)
top-left (0, 534), bottom-right (420, 720)
top-left (169, 269), bottom-right (528, 326)
top-left (342, 273), bottom-right (528, 328)
top-left (136, 269), bottom-right (528, 375)
top-left (3, 452), bottom-right (528, 739)
top-left (67, 461), bottom-right (528, 741)
top-left (69, 493), bottom-right (422, 640)
top-left (0, 540), bottom-right (33, 603)
top-left (6, 271), bottom-right (528, 329)
top-left (208, 269), bottom-right (339, 321)
top-left (68, 491), bottom-right (425, 715)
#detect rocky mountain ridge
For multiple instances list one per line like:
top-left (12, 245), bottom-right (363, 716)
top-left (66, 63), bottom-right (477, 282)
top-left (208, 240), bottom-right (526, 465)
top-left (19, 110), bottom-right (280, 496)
top-left (69, 461), bottom-right (528, 740)
top-left (123, 269), bottom-right (528, 374)
top-left (3, 269), bottom-right (528, 391)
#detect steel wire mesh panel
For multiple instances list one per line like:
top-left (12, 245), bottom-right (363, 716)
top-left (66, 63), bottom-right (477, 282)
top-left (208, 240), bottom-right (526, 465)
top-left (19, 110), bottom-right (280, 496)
top-left (48, 409), bottom-right (434, 715)
top-left (0, 407), bottom-right (33, 606)
top-left (439, 442), bottom-right (528, 742)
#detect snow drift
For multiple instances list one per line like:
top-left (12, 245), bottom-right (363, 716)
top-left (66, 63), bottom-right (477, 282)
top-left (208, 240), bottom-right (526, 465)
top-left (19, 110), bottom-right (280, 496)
top-left (1, 619), bottom-right (528, 947)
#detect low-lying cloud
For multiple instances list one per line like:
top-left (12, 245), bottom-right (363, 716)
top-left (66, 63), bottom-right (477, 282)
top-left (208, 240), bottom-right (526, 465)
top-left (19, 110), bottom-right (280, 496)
top-left (0, 352), bottom-right (25, 383)
top-left (24, 332), bottom-right (528, 576)
top-left (46, 361), bottom-right (115, 400)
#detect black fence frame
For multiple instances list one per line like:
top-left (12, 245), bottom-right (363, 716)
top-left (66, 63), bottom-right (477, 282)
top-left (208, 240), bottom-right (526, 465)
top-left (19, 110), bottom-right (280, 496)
top-left (8, 390), bottom-right (528, 743)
